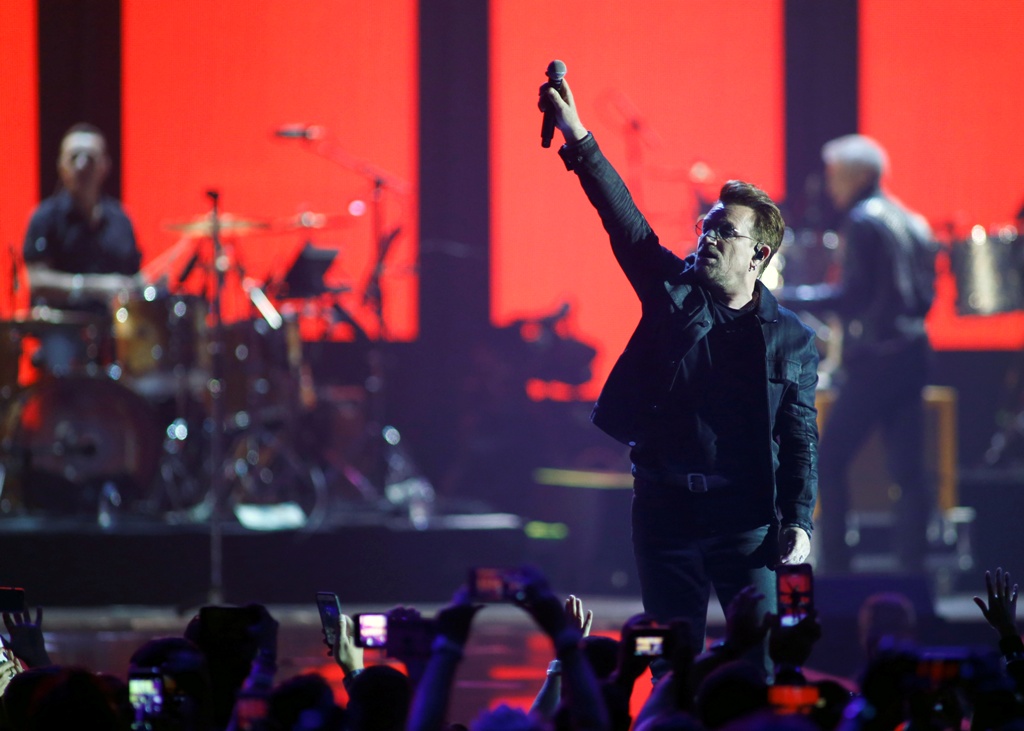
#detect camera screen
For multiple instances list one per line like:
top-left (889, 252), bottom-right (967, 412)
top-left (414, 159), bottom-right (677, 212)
top-left (470, 568), bottom-right (507, 602)
top-left (317, 594), bottom-right (340, 646)
top-left (358, 614), bottom-right (388, 648)
top-left (129, 676), bottom-right (164, 715)
top-left (769, 684), bottom-right (819, 712)
top-left (634, 635), bottom-right (664, 656)
top-left (777, 569), bottom-right (813, 626)
top-left (916, 656), bottom-right (962, 689)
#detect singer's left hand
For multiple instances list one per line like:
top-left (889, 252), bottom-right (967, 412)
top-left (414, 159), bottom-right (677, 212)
top-left (778, 526), bottom-right (811, 565)
top-left (539, 79), bottom-right (588, 144)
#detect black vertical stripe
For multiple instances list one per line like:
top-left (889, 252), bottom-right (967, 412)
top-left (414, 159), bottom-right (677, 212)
top-left (784, 0), bottom-right (859, 228)
top-left (418, 0), bottom-right (490, 341)
top-left (37, 0), bottom-right (122, 200)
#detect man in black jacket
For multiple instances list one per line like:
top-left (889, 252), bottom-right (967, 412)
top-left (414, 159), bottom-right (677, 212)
top-left (817, 134), bottom-right (936, 574)
top-left (541, 79), bottom-right (819, 671)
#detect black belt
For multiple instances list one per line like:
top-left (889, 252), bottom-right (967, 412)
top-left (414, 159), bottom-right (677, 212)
top-left (633, 469), bottom-right (733, 494)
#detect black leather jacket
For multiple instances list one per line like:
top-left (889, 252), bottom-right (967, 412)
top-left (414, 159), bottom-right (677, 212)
top-left (832, 185), bottom-right (936, 361)
top-left (560, 134), bottom-right (819, 533)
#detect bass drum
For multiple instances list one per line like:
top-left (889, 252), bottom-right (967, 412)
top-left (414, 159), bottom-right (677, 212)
top-left (0, 376), bottom-right (162, 514)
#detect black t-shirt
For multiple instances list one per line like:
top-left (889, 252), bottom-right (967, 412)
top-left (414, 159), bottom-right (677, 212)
top-left (703, 297), bottom-right (765, 485)
top-left (634, 293), bottom-right (765, 481)
top-left (23, 190), bottom-right (141, 276)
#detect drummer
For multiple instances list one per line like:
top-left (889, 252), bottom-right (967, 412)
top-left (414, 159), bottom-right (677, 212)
top-left (22, 123), bottom-right (142, 373)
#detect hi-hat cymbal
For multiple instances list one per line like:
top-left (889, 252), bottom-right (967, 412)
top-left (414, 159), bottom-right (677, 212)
top-left (164, 213), bottom-right (271, 237)
top-left (273, 211), bottom-right (357, 232)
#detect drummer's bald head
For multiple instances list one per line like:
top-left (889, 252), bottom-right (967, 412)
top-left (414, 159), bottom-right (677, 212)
top-left (821, 134), bottom-right (888, 185)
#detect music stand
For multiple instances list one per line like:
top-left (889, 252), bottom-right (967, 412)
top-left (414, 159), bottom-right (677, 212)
top-left (280, 242), bottom-right (338, 299)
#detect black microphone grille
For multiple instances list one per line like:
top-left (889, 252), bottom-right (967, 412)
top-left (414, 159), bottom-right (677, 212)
top-left (546, 59), bottom-right (567, 83)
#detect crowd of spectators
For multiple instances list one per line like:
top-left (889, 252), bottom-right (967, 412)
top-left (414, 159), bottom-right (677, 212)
top-left (0, 565), bottom-right (1022, 731)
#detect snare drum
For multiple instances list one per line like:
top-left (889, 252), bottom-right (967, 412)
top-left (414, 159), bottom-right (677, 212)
top-left (112, 292), bottom-right (207, 397)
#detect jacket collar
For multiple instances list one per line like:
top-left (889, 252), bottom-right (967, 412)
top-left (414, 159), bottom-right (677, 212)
top-left (844, 182), bottom-right (884, 213)
top-left (753, 280), bottom-right (779, 323)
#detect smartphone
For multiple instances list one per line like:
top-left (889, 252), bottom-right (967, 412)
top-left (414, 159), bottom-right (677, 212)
top-left (468, 567), bottom-right (525, 602)
top-left (128, 668), bottom-right (165, 717)
top-left (632, 628), bottom-right (672, 657)
top-left (354, 613), bottom-right (388, 648)
top-left (768, 684), bottom-right (820, 713)
top-left (316, 592), bottom-right (342, 649)
top-left (776, 563), bottom-right (814, 627)
top-left (915, 647), bottom-right (968, 691)
top-left (0, 588), bottom-right (26, 614)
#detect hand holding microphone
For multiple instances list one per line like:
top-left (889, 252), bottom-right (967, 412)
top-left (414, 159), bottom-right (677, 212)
top-left (538, 60), bottom-right (587, 147)
top-left (540, 60), bottom-right (567, 148)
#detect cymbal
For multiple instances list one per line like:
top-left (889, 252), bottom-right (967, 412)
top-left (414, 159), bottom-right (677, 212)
top-left (164, 213), bottom-right (271, 237)
top-left (273, 211), bottom-right (357, 232)
top-left (4, 306), bottom-right (109, 331)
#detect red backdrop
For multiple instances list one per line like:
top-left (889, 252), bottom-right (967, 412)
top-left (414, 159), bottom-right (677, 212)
top-left (861, 0), bottom-right (1024, 350)
top-left (121, 0), bottom-right (419, 340)
top-left (0, 0), bottom-right (37, 315)
top-left (490, 1), bottom-right (785, 398)
top-left (5, 1), bottom-right (1024, 380)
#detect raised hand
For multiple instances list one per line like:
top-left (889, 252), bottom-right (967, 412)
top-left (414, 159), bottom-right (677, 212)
top-left (974, 567), bottom-right (1020, 639)
top-left (565, 594), bottom-right (593, 637)
top-left (512, 566), bottom-right (570, 640)
top-left (333, 614), bottom-right (364, 676)
top-left (723, 585), bottom-right (771, 653)
top-left (436, 589), bottom-right (482, 647)
top-left (768, 610), bottom-right (822, 670)
top-left (2, 607), bottom-right (50, 668)
top-left (538, 79), bottom-right (588, 144)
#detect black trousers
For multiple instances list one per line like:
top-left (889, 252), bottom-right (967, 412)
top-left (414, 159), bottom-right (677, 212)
top-left (818, 338), bottom-right (931, 573)
top-left (632, 483), bottom-right (777, 675)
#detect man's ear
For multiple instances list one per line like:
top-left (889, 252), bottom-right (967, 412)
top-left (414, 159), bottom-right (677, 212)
top-left (752, 245), bottom-right (770, 262)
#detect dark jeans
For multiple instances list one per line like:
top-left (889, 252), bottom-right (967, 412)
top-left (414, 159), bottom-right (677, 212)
top-left (818, 339), bottom-right (930, 573)
top-left (632, 487), bottom-right (777, 675)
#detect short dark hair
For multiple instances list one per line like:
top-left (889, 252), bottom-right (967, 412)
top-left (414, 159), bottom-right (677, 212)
top-left (63, 122), bottom-right (105, 140)
top-left (718, 180), bottom-right (785, 269)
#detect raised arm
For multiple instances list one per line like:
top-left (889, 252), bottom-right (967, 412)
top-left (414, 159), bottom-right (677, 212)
top-left (540, 76), bottom-right (682, 298)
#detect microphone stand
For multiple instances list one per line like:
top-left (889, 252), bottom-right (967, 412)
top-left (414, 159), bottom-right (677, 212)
top-left (282, 132), bottom-right (412, 488)
top-left (205, 189), bottom-right (228, 605)
top-left (360, 180), bottom-right (405, 441)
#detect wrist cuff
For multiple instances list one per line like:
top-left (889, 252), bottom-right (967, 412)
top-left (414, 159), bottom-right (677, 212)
top-left (557, 132), bottom-right (595, 171)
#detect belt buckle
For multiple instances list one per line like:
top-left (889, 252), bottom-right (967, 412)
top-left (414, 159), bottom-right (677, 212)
top-left (686, 473), bottom-right (708, 493)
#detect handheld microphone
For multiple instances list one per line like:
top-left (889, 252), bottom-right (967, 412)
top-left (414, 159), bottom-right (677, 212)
top-left (540, 60), bottom-right (567, 148)
top-left (274, 125), bottom-right (324, 140)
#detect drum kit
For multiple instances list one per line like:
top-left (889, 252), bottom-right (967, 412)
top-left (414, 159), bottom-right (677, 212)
top-left (0, 206), bottom-right (349, 529)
